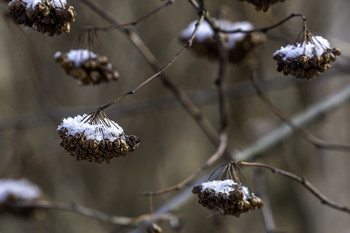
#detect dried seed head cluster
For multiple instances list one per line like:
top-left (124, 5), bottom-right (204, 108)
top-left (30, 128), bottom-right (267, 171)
top-left (55, 49), bottom-right (119, 85)
top-left (180, 19), bottom-right (265, 63)
top-left (238, 0), bottom-right (286, 11)
top-left (8, 0), bottom-right (76, 36)
top-left (57, 110), bottom-right (140, 163)
top-left (273, 35), bottom-right (341, 79)
top-left (192, 180), bottom-right (263, 217)
top-left (0, 179), bottom-right (44, 217)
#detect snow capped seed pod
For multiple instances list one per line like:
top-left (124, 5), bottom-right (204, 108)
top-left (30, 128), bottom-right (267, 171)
top-left (237, 0), bottom-right (286, 12)
top-left (8, 0), bottom-right (76, 36)
top-left (54, 49), bottom-right (119, 85)
top-left (57, 109), bottom-right (140, 163)
top-left (192, 179), bottom-right (263, 217)
top-left (180, 18), bottom-right (265, 63)
top-left (0, 179), bottom-right (44, 217)
top-left (273, 35), bottom-right (341, 79)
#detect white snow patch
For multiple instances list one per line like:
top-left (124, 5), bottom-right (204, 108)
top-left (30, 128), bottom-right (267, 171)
top-left (65, 49), bottom-right (97, 67)
top-left (9, 0), bottom-right (67, 9)
top-left (57, 114), bottom-right (125, 141)
top-left (181, 19), bottom-right (253, 49)
top-left (200, 180), bottom-right (254, 200)
top-left (0, 179), bottom-right (41, 203)
top-left (274, 35), bottom-right (331, 60)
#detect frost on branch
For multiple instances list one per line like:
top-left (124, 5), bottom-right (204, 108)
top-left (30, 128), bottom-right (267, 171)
top-left (192, 179), bottom-right (263, 217)
top-left (273, 35), bottom-right (341, 79)
top-left (0, 179), bottom-right (44, 217)
top-left (55, 49), bottom-right (119, 85)
top-left (8, 0), bottom-right (75, 36)
top-left (180, 18), bottom-right (265, 63)
top-left (57, 110), bottom-right (140, 163)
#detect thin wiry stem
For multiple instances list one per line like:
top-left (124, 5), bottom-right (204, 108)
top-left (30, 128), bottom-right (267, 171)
top-left (9, 200), bottom-right (178, 226)
top-left (78, 0), bottom-right (220, 146)
top-left (238, 161), bottom-right (350, 215)
top-left (249, 70), bottom-right (350, 152)
top-left (100, 14), bottom-right (205, 110)
top-left (82, 0), bottom-right (174, 32)
top-left (142, 133), bottom-right (228, 196)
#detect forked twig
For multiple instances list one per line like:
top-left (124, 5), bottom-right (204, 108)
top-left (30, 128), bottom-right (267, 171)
top-left (238, 161), bottom-right (350, 214)
top-left (142, 133), bottom-right (228, 196)
top-left (249, 70), bottom-right (350, 152)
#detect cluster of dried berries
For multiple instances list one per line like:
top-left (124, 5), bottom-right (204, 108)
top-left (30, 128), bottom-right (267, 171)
top-left (57, 110), bottom-right (140, 163)
top-left (180, 19), bottom-right (265, 63)
top-left (238, 0), bottom-right (286, 11)
top-left (192, 180), bottom-right (263, 217)
top-left (273, 35), bottom-right (341, 79)
top-left (8, 0), bottom-right (75, 36)
top-left (0, 179), bottom-right (44, 218)
top-left (55, 49), bottom-right (119, 85)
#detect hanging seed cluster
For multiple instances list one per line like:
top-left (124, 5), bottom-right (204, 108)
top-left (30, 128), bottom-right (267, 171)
top-left (238, 0), bottom-right (286, 11)
top-left (8, 0), bottom-right (75, 36)
top-left (273, 35), bottom-right (341, 79)
top-left (55, 50), bottom-right (119, 85)
top-left (192, 180), bottom-right (263, 217)
top-left (57, 113), bottom-right (140, 163)
top-left (0, 179), bottom-right (44, 218)
top-left (181, 19), bottom-right (265, 63)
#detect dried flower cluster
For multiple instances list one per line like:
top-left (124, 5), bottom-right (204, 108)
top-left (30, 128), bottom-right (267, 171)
top-left (55, 49), bottom-right (119, 85)
top-left (273, 35), bottom-right (341, 79)
top-left (181, 19), bottom-right (265, 63)
top-left (0, 179), bottom-right (43, 217)
top-left (8, 0), bottom-right (75, 36)
top-left (57, 110), bottom-right (140, 163)
top-left (238, 0), bottom-right (286, 11)
top-left (192, 180), bottom-right (263, 217)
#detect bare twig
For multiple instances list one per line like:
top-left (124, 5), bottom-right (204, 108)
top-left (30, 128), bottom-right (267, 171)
top-left (142, 133), bottom-right (228, 196)
top-left (83, 0), bottom-right (174, 32)
top-left (238, 161), bottom-right (350, 214)
top-left (10, 200), bottom-right (178, 226)
top-left (249, 70), bottom-right (350, 152)
top-left (100, 14), bottom-right (205, 109)
top-left (78, 0), bottom-right (220, 146)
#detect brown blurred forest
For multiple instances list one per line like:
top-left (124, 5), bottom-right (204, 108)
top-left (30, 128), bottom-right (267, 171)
top-left (1, 0), bottom-right (350, 233)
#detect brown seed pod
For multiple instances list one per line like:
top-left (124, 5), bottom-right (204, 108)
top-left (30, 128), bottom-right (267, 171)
top-left (57, 110), bottom-right (140, 163)
top-left (192, 180), bottom-right (263, 217)
top-left (8, 0), bottom-right (76, 36)
top-left (54, 49), bottom-right (119, 85)
top-left (180, 18), bottom-right (265, 63)
top-left (273, 35), bottom-right (341, 79)
top-left (237, 0), bottom-right (286, 12)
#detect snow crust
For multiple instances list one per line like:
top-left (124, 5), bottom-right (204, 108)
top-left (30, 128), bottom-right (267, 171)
top-left (181, 19), bottom-right (253, 49)
top-left (0, 179), bottom-right (41, 203)
top-left (10, 0), bottom-right (67, 9)
top-left (60, 49), bottom-right (97, 67)
top-left (274, 36), bottom-right (331, 60)
top-left (57, 114), bottom-right (125, 141)
top-left (200, 180), bottom-right (253, 200)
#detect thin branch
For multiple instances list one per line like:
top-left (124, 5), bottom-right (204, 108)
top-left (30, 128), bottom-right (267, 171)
top-left (238, 161), bottom-right (350, 214)
top-left (100, 14), bottom-right (205, 109)
top-left (10, 200), bottom-right (178, 226)
top-left (83, 0), bottom-right (174, 32)
top-left (142, 133), bottom-right (228, 196)
top-left (249, 70), bottom-right (350, 152)
top-left (78, 0), bottom-right (220, 146)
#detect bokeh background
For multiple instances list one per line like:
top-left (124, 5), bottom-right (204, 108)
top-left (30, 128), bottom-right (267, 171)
top-left (1, 0), bottom-right (350, 232)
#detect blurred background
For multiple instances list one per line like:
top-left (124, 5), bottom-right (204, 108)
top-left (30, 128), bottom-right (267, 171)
top-left (1, 0), bottom-right (350, 232)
